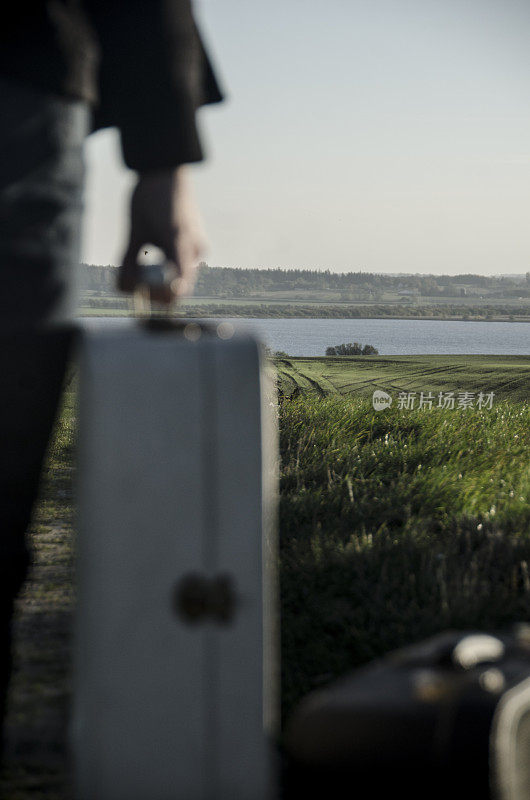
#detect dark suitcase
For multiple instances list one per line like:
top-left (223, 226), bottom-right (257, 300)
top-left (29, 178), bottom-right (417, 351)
top-left (284, 627), bottom-right (530, 799)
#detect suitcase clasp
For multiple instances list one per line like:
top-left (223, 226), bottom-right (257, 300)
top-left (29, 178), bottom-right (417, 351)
top-left (174, 572), bottom-right (237, 625)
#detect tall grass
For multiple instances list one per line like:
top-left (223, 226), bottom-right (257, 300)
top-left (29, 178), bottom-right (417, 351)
top-left (279, 395), bottom-right (530, 722)
top-left (33, 385), bottom-right (530, 728)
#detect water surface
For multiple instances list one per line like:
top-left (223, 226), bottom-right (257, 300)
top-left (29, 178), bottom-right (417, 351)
top-left (80, 316), bottom-right (530, 356)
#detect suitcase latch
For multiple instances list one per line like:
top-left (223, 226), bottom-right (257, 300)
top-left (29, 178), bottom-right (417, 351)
top-left (174, 573), bottom-right (237, 625)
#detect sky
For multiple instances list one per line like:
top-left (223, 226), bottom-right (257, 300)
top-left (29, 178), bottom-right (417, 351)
top-left (81, 0), bottom-right (530, 275)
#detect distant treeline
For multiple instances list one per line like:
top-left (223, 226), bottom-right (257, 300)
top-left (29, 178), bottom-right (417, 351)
top-left (193, 265), bottom-right (530, 299)
top-left (79, 263), bottom-right (530, 301)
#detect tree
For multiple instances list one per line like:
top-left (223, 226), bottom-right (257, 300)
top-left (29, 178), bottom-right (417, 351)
top-left (326, 342), bottom-right (378, 356)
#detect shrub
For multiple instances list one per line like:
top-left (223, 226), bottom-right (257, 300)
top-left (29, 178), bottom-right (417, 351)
top-left (326, 342), bottom-right (379, 356)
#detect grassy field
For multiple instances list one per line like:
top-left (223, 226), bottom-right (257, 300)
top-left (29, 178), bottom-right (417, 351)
top-left (279, 393), bottom-right (529, 722)
top-left (0, 356), bottom-right (528, 796)
top-left (0, 387), bottom-right (76, 799)
top-left (77, 302), bottom-right (530, 322)
top-left (142, 293), bottom-right (530, 307)
top-left (274, 354), bottom-right (530, 403)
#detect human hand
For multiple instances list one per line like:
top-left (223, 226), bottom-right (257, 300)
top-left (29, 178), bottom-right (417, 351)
top-left (119, 166), bottom-right (206, 305)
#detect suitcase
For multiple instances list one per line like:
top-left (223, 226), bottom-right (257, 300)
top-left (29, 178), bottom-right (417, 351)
top-left (72, 319), bottom-right (279, 800)
top-left (283, 627), bottom-right (530, 800)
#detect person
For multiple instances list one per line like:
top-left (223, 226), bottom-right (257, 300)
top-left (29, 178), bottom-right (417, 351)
top-left (0, 0), bottom-right (223, 744)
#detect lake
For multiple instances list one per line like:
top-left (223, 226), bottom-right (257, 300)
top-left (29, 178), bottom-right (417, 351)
top-left (79, 316), bottom-right (530, 357)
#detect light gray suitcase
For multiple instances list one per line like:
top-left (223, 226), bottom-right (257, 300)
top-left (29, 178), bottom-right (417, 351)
top-left (72, 320), bottom-right (279, 800)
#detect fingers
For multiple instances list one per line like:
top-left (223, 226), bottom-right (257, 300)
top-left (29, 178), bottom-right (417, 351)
top-left (117, 167), bottom-right (206, 302)
top-left (119, 233), bottom-right (203, 299)
top-left (165, 229), bottom-right (205, 300)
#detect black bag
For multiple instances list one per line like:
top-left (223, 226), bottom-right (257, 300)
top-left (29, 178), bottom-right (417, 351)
top-left (284, 627), bottom-right (530, 799)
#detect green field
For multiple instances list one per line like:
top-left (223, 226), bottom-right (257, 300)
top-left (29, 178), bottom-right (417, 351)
top-left (279, 392), bottom-right (529, 720)
top-left (1, 356), bottom-right (529, 796)
top-left (173, 292), bottom-right (530, 306)
top-left (78, 303), bottom-right (530, 322)
top-left (274, 354), bottom-right (530, 403)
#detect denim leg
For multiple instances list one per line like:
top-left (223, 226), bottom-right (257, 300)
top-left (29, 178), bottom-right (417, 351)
top-left (0, 77), bottom-right (90, 327)
top-left (0, 77), bottom-right (89, 741)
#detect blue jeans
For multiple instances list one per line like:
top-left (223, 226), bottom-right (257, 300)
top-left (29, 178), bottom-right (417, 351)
top-left (0, 76), bottom-right (90, 739)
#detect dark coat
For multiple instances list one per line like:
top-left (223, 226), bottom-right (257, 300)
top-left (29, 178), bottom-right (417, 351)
top-left (0, 0), bottom-right (224, 171)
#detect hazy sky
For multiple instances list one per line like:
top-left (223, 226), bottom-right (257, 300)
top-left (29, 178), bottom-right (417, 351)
top-left (82, 0), bottom-right (530, 275)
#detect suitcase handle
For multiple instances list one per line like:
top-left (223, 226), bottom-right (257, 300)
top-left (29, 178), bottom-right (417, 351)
top-left (132, 262), bottom-right (176, 315)
top-left (133, 261), bottom-right (224, 337)
top-left (140, 317), bottom-right (218, 335)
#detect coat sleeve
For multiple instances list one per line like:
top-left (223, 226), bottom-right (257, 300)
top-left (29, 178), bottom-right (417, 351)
top-left (88, 0), bottom-right (224, 171)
